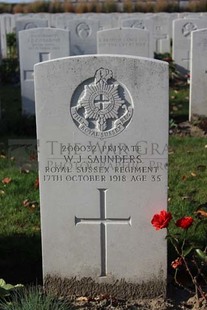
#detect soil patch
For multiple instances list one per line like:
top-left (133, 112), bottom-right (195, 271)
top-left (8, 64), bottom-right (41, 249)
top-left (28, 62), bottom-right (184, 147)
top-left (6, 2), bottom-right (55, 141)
top-left (171, 116), bottom-right (207, 137)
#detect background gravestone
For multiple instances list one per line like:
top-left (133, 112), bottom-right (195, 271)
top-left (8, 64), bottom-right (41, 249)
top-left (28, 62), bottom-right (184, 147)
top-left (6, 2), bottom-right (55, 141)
top-left (19, 27), bottom-right (70, 115)
top-left (189, 28), bottom-right (207, 120)
top-left (121, 17), bottom-right (154, 57)
top-left (0, 14), bottom-right (15, 58)
top-left (34, 55), bottom-right (168, 298)
top-left (16, 18), bottom-right (48, 36)
top-left (151, 14), bottom-right (171, 54)
top-left (97, 28), bottom-right (150, 57)
top-left (172, 18), bottom-right (207, 73)
top-left (63, 18), bottom-right (99, 55)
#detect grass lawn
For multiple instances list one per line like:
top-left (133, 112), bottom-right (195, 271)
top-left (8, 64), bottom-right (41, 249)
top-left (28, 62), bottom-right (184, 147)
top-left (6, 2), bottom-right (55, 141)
top-left (0, 155), bottom-right (41, 285)
top-left (169, 137), bottom-right (207, 249)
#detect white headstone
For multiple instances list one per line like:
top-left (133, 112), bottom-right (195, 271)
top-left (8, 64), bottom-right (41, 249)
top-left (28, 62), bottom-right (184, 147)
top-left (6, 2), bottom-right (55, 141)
top-left (16, 18), bottom-right (48, 36)
top-left (99, 13), bottom-right (120, 30)
top-left (0, 14), bottom-right (15, 58)
top-left (121, 17), bottom-right (154, 58)
top-left (55, 13), bottom-right (75, 29)
top-left (62, 18), bottom-right (99, 55)
top-left (19, 28), bottom-right (70, 115)
top-left (189, 28), bottom-right (207, 120)
top-left (48, 13), bottom-right (65, 28)
top-left (151, 14), bottom-right (171, 54)
top-left (172, 18), bottom-right (207, 73)
top-left (85, 13), bottom-right (119, 30)
top-left (34, 55), bottom-right (168, 298)
top-left (97, 28), bottom-right (150, 57)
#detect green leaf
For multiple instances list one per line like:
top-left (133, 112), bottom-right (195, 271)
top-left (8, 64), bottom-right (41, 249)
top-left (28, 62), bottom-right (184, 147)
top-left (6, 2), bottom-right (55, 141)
top-left (0, 287), bottom-right (10, 297)
top-left (3, 284), bottom-right (14, 290)
top-left (0, 279), bottom-right (6, 287)
top-left (166, 234), bottom-right (179, 243)
top-left (195, 249), bottom-right (207, 263)
top-left (183, 246), bottom-right (195, 257)
top-left (14, 284), bottom-right (24, 288)
top-left (194, 219), bottom-right (207, 232)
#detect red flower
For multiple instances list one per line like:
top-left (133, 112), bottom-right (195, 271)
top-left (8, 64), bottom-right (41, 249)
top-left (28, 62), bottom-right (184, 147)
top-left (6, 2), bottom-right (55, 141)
top-left (171, 257), bottom-right (183, 269)
top-left (176, 216), bottom-right (194, 229)
top-left (2, 177), bottom-right (12, 184)
top-left (151, 210), bottom-right (172, 230)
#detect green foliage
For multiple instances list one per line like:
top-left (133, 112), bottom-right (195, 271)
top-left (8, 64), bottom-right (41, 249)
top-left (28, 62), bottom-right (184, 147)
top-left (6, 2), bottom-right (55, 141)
top-left (27, 1), bottom-right (50, 13)
top-left (0, 3), bottom-right (13, 13)
top-left (123, 0), bottom-right (133, 13)
top-left (0, 0), bottom-right (206, 13)
top-left (169, 87), bottom-right (189, 122)
top-left (0, 85), bottom-right (36, 136)
top-left (48, 0), bottom-right (64, 13)
top-left (154, 52), bottom-right (187, 86)
top-left (0, 157), bottom-right (40, 236)
top-left (169, 118), bottom-right (177, 131)
top-left (0, 58), bottom-right (19, 84)
top-left (0, 33), bottom-right (19, 84)
top-left (0, 151), bottom-right (41, 284)
top-left (195, 248), bottom-right (207, 263)
top-left (0, 287), bottom-right (71, 310)
top-left (0, 278), bottom-right (23, 299)
top-left (6, 33), bottom-right (17, 59)
top-left (168, 137), bottom-right (207, 243)
top-left (102, 0), bottom-right (117, 13)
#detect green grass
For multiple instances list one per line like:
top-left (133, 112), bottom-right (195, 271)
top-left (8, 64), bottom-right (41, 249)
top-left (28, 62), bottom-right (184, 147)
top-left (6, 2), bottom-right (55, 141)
top-left (169, 86), bottom-right (189, 122)
top-left (0, 286), bottom-right (72, 310)
top-left (0, 155), bottom-right (41, 284)
top-left (169, 136), bottom-right (207, 213)
top-left (168, 136), bottom-right (207, 246)
top-left (0, 157), bottom-right (39, 236)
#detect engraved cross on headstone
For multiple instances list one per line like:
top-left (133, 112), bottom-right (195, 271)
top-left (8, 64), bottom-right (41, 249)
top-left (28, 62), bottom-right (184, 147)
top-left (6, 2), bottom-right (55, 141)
top-left (75, 188), bottom-right (131, 277)
top-left (155, 34), bottom-right (168, 53)
top-left (94, 94), bottom-right (111, 111)
top-left (24, 53), bottom-right (50, 81)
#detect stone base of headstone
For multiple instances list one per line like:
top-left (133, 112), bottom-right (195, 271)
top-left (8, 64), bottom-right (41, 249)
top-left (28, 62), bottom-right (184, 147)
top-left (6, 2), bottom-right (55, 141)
top-left (44, 275), bottom-right (166, 299)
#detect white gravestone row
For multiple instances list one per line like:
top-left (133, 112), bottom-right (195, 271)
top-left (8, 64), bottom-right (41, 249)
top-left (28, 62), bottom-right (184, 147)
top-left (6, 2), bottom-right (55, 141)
top-left (0, 13), bottom-right (172, 58)
top-left (1, 12), bottom-right (207, 59)
top-left (3, 13), bottom-right (207, 120)
top-left (189, 28), bottom-right (207, 120)
top-left (34, 55), bottom-right (168, 298)
top-left (19, 28), bottom-right (70, 115)
top-left (97, 28), bottom-right (151, 57)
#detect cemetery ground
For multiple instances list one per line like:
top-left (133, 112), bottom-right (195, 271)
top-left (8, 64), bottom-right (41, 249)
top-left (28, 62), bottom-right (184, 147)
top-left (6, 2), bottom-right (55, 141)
top-left (0, 80), bottom-right (207, 309)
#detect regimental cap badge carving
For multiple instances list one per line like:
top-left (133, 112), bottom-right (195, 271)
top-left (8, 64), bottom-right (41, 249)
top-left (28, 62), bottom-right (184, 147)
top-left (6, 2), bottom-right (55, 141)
top-left (182, 22), bottom-right (197, 37)
top-left (131, 20), bottom-right (146, 30)
top-left (71, 68), bottom-right (133, 139)
top-left (24, 23), bottom-right (38, 29)
top-left (76, 22), bottom-right (91, 39)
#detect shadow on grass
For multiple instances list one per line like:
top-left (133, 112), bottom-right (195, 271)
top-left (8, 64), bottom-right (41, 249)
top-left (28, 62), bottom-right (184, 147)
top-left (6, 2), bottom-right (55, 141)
top-left (0, 234), bottom-right (42, 285)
